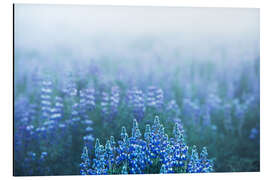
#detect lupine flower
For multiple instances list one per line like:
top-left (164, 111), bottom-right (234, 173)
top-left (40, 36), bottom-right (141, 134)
top-left (173, 118), bottom-right (185, 134)
top-left (187, 145), bottom-right (201, 173)
top-left (63, 75), bottom-right (77, 97)
top-left (70, 103), bottom-right (80, 124)
top-left (79, 88), bottom-right (96, 111)
top-left (127, 87), bottom-right (145, 121)
top-left (199, 147), bottom-right (214, 172)
top-left (80, 146), bottom-right (91, 175)
top-left (50, 96), bottom-right (64, 123)
top-left (26, 125), bottom-right (35, 135)
top-left (29, 103), bottom-right (38, 122)
top-left (105, 140), bottom-right (115, 172)
top-left (172, 123), bottom-right (188, 168)
top-left (110, 86), bottom-right (120, 116)
top-left (83, 134), bottom-right (95, 142)
top-left (91, 139), bottom-right (108, 175)
top-left (40, 79), bottom-right (53, 120)
top-left (79, 116), bottom-right (214, 175)
top-left (79, 89), bottom-right (95, 146)
top-left (146, 86), bottom-right (164, 109)
top-left (101, 92), bottom-right (110, 117)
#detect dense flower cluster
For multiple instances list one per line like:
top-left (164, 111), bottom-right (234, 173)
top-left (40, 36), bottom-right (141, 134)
top-left (80, 116), bottom-right (214, 175)
top-left (14, 58), bottom-right (260, 175)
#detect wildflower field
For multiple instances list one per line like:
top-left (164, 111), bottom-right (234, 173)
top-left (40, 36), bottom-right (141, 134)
top-left (14, 5), bottom-right (260, 176)
top-left (14, 54), bottom-right (260, 175)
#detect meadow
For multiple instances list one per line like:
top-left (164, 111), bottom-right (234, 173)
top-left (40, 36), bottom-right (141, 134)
top-left (14, 52), bottom-right (260, 175)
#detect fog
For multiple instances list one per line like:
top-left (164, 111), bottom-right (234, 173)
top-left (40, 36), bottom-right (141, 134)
top-left (14, 4), bottom-right (259, 69)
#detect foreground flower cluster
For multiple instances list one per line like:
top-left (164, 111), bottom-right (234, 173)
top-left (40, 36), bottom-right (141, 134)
top-left (80, 116), bottom-right (214, 175)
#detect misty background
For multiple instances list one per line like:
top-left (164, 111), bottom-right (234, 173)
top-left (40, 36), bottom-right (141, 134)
top-left (15, 4), bottom-right (259, 61)
top-left (14, 4), bottom-right (260, 93)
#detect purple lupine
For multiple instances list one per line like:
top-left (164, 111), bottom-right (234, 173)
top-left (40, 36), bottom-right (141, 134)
top-left (110, 86), bottom-right (120, 117)
top-left (172, 123), bottom-right (188, 169)
top-left (127, 87), bottom-right (145, 121)
top-left (90, 139), bottom-right (108, 175)
top-left (173, 118), bottom-right (185, 134)
top-left (80, 88), bottom-right (95, 112)
top-left (50, 96), bottom-right (64, 126)
top-left (79, 88), bottom-right (95, 147)
top-left (29, 103), bottom-right (38, 122)
top-left (100, 92), bottom-right (110, 117)
top-left (69, 103), bottom-right (81, 124)
top-left (199, 147), bottom-right (214, 172)
top-left (80, 146), bottom-right (91, 175)
top-left (146, 86), bottom-right (164, 109)
top-left (187, 145), bottom-right (201, 173)
top-left (63, 74), bottom-right (77, 97)
top-left (100, 86), bottom-right (120, 120)
top-left (40, 79), bottom-right (53, 121)
top-left (80, 115), bottom-right (214, 175)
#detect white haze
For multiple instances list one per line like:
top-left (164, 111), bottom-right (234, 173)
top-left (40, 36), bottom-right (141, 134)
top-left (14, 4), bottom-right (259, 64)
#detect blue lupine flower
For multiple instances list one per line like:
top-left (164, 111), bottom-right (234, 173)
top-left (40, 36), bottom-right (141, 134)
top-left (110, 86), bottom-right (120, 117)
top-left (40, 79), bottom-right (53, 120)
top-left (80, 88), bottom-right (95, 111)
top-left (199, 147), bottom-right (214, 172)
top-left (187, 145), bottom-right (201, 173)
top-left (80, 146), bottom-right (91, 175)
top-left (83, 134), bottom-right (94, 142)
top-left (69, 103), bottom-right (80, 124)
top-left (101, 92), bottom-right (110, 117)
top-left (105, 140), bottom-right (115, 171)
top-left (172, 124), bottom-right (188, 168)
top-left (127, 87), bottom-right (145, 121)
top-left (79, 116), bottom-right (214, 175)
top-left (50, 96), bottom-right (64, 123)
top-left (101, 87), bottom-right (120, 120)
top-left (146, 86), bottom-right (164, 109)
top-left (91, 139), bottom-right (108, 175)
top-left (63, 74), bottom-right (77, 97)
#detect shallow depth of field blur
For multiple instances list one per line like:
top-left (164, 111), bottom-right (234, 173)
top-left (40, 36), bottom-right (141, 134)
top-left (14, 5), bottom-right (260, 175)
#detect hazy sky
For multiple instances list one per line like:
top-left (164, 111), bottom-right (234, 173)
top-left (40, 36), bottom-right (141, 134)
top-left (14, 4), bottom-right (259, 62)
